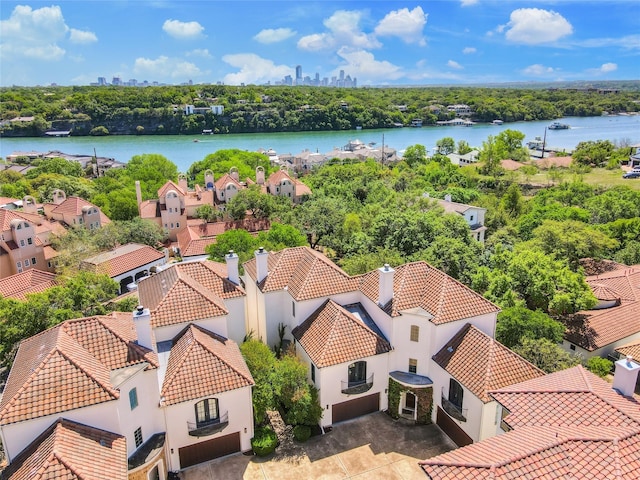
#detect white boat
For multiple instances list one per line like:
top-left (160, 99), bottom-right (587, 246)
top-left (492, 120), bottom-right (503, 125)
top-left (548, 121), bottom-right (570, 130)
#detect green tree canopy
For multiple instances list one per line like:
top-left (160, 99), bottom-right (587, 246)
top-left (496, 306), bottom-right (565, 349)
top-left (513, 338), bottom-right (581, 373)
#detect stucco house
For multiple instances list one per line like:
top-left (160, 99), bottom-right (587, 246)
top-left (435, 195), bottom-right (487, 243)
top-left (42, 190), bottom-right (110, 230)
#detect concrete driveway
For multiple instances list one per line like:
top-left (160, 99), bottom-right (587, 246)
top-left (181, 412), bottom-right (456, 480)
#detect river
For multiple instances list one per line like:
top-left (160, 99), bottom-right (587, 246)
top-left (1, 115), bottom-right (639, 172)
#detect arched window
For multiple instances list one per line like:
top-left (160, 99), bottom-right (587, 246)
top-left (195, 398), bottom-right (219, 427)
top-left (348, 361), bottom-right (367, 386)
top-left (449, 378), bottom-right (464, 409)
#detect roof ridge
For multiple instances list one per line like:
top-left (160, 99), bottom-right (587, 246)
top-left (160, 330), bottom-right (197, 398)
top-left (56, 344), bottom-right (119, 398)
top-left (192, 326), bottom-right (254, 386)
top-left (51, 450), bottom-right (84, 479)
top-left (180, 274), bottom-right (228, 313)
top-left (483, 329), bottom-right (497, 398)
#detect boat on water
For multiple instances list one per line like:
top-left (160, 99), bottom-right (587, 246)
top-left (492, 119), bottom-right (504, 125)
top-left (548, 121), bottom-right (570, 130)
top-left (411, 119), bottom-right (423, 127)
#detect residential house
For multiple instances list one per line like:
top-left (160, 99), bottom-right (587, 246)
top-left (421, 361), bottom-right (640, 479)
top-left (262, 168), bottom-right (311, 204)
top-left (434, 195), bottom-right (487, 243)
top-left (446, 104), bottom-right (472, 116)
top-left (563, 264), bottom-right (640, 360)
top-left (0, 269), bottom-right (57, 300)
top-left (447, 150), bottom-right (479, 167)
top-left (42, 190), bottom-right (110, 230)
top-left (183, 105), bottom-right (224, 115)
top-left (80, 243), bottom-right (167, 294)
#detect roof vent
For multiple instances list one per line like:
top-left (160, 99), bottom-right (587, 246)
top-left (447, 346), bottom-right (454, 353)
top-left (136, 305), bottom-right (144, 316)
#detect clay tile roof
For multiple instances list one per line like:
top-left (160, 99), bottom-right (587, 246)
top-left (0, 269), bottom-right (57, 300)
top-left (436, 199), bottom-right (484, 215)
top-left (586, 265), bottom-right (640, 302)
top-left (49, 197), bottom-right (111, 224)
top-left (1, 418), bottom-right (127, 480)
top-left (500, 159), bottom-right (525, 171)
top-left (590, 283), bottom-right (622, 301)
top-left (214, 173), bottom-right (244, 190)
top-left (81, 243), bottom-right (165, 277)
top-left (244, 247), bottom-right (358, 301)
top-left (359, 262), bottom-right (500, 323)
top-left (160, 324), bottom-right (254, 405)
top-left (139, 200), bottom-right (159, 219)
top-left (157, 180), bottom-right (185, 197)
top-left (616, 341), bottom-right (640, 361)
top-left (0, 209), bottom-right (33, 231)
top-left (292, 300), bottom-right (392, 368)
top-left (432, 324), bottom-right (544, 402)
top-left (0, 313), bottom-right (156, 425)
top-left (137, 261), bottom-right (244, 328)
top-left (422, 366), bottom-right (640, 479)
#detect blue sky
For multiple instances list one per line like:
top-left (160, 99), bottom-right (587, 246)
top-left (1, 1), bottom-right (638, 87)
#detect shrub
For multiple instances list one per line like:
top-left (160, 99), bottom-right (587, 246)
top-left (293, 424), bottom-right (311, 442)
top-left (586, 356), bottom-right (613, 378)
top-left (251, 426), bottom-right (278, 456)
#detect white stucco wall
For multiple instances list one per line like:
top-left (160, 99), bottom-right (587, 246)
top-left (163, 386), bottom-right (254, 471)
top-left (387, 311), bottom-right (435, 375)
top-left (561, 330), bottom-right (640, 361)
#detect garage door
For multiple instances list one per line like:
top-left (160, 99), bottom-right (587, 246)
top-left (178, 432), bottom-right (240, 468)
top-left (436, 406), bottom-right (473, 447)
top-left (332, 392), bottom-right (380, 424)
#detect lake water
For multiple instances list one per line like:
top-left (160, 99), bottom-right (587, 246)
top-left (1, 115), bottom-right (639, 172)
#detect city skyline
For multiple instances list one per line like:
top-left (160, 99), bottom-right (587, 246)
top-left (1, 1), bottom-right (638, 87)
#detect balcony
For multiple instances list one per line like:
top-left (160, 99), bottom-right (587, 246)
top-left (341, 374), bottom-right (374, 395)
top-left (441, 396), bottom-right (467, 422)
top-left (187, 412), bottom-right (229, 437)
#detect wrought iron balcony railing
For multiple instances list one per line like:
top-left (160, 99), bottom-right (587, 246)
top-left (341, 374), bottom-right (374, 395)
top-left (187, 411), bottom-right (229, 437)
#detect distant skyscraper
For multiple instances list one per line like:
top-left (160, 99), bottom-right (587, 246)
top-left (97, 77), bottom-right (107, 86)
top-left (295, 65), bottom-right (302, 84)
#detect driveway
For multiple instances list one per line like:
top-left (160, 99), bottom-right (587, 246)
top-left (181, 412), bottom-right (456, 480)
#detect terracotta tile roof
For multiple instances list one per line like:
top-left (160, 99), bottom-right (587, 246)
top-left (160, 324), bottom-right (254, 405)
top-left (0, 196), bottom-right (19, 205)
top-left (422, 366), bottom-right (640, 479)
top-left (359, 262), bottom-right (500, 323)
top-left (590, 283), bottom-right (622, 301)
top-left (586, 265), bottom-right (640, 302)
top-left (564, 301), bottom-right (640, 351)
top-left (0, 269), bottom-right (57, 300)
top-left (432, 324), bottom-right (544, 402)
top-left (214, 173), bottom-right (244, 191)
top-left (81, 243), bottom-right (165, 277)
top-left (500, 159), bottom-right (525, 171)
top-left (48, 196), bottom-right (111, 224)
top-left (267, 170), bottom-right (312, 197)
top-left (1, 418), bottom-right (127, 480)
top-left (43, 245), bottom-right (58, 260)
top-left (616, 341), bottom-right (640, 361)
top-left (137, 261), bottom-right (244, 328)
top-left (157, 180), bottom-right (185, 198)
top-left (0, 313), bottom-right (157, 425)
top-left (0, 209), bottom-right (58, 233)
top-left (244, 247), bottom-right (358, 301)
top-left (139, 199), bottom-right (159, 219)
top-left (292, 300), bottom-right (392, 368)
top-left (184, 189), bottom-right (214, 207)
top-left (436, 199), bottom-right (484, 215)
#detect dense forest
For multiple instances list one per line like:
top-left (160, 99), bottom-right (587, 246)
top-left (1, 135), bottom-right (639, 373)
top-left (1, 82), bottom-right (639, 137)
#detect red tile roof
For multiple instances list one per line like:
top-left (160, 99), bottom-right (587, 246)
top-left (432, 324), bottom-right (544, 402)
top-left (48, 196), bottom-right (111, 224)
top-left (292, 300), bottom-right (391, 368)
top-left (616, 341), bottom-right (640, 361)
top-left (586, 265), bottom-right (640, 302)
top-left (421, 366), bottom-right (640, 479)
top-left (267, 170), bottom-right (312, 197)
top-left (81, 243), bottom-right (165, 277)
top-left (1, 418), bottom-right (127, 480)
top-left (160, 324), bottom-right (254, 405)
top-left (0, 313), bottom-right (157, 425)
top-left (0, 269), bottom-right (57, 300)
top-left (214, 173), bottom-right (244, 191)
top-left (137, 261), bottom-right (245, 328)
top-left (157, 180), bottom-right (185, 198)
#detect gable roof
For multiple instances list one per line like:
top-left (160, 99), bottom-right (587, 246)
top-left (48, 196), bottom-right (111, 224)
top-left (432, 324), bottom-right (544, 402)
top-left (617, 340), bottom-right (640, 361)
top-left (267, 170), bottom-right (312, 197)
top-left (0, 269), bottom-right (57, 300)
top-left (214, 173), bottom-right (244, 191)
top-left (0, 313), bottom-right (157, 425)
top-left (292, 300), bottom-right (392, 368)
top-left (359, 262), bottom-right (500, 323)
top-left (421, 366), bottom-right (640, 479)
top-left (160, 324), bottom-right (254, 405)
top-left (137, 261), bottom-right (245, 328)
top-left (1, 418), bottom-right (127, 480)
top-left (81, 243), bottom-right (165, 277)
top-left (564, 302), bottom-right (640, 351)
top-left (436, 199), bottom-right (485, 215)
top-left (157, 180), bottom-right (185, 198)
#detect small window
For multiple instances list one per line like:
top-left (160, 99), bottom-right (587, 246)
top-left (164, 224), bottom-right (168, 228)
top-left (500, 407), bottom-right (511, 432)
top-left (570, 344), bottom-right (576, 351)
top-left (16, 223), bottom-right (21, 230)
top-left (176, 222), bottom-right (180, 228)
top-left (170, 223), bottom-right (174, 229)
top-left (449, 378), bottom-right (464, 409)
top-left (79, 218), bottom-right (83, 224)
top-left (470, 215), bottom-right (474, 221)
top-left (311, 364), bottom-right (315, 382)
top-left (20, 239), bottom-right (25, 247)
top-left (409, 358), bottom-right (417, 374)
top-left (410, 325), bottom-right (419, 342)
top-left (24, 259), bottom-right (30, 267)
top-left (134, 427), bottom-right (143, 448)
top-left (31, 257), bottom-right (36, 265)
top-left (16, 261), bottom-right (22, 268)
top-left (129, 388), bottom-right (138, 410)
top-left (27, 237), bottom-right (33, 245)
top-left (292, 301), bottom-right (296, 317)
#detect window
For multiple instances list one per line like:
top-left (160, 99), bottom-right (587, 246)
top-left (195, 398), bottom-right (219, 427)
top-left (500, 407), bottom-right (511, 432)
top-left (348, 361), bottom-right (367, 385)
top-left (409, 358), bottom-right (417, 374)
top-left (24, 259), bottom-right (30, 267)
top-left (134, 427), bottom-right (143, 448)
top-left (449, 379), bottom-right (464, 409)
top-left (129, 388), bottom-right (138, 410)
top-left (16, 261), bottom-right (21, 268)
top-left (410, 325), bottom-right (419, 342)
top-left (470, 215), bottom-right (474, 221)
top-left (170, 223), bottom-right (174, 229)
top-left (176, 222), bottom-right (180, 228)
top-left (79, 218), bottom-right (83, 224)
top-left (20, 239), bottom-right (25, 247)
top-left (27, 237), bottom-right (33, 245)
top-left (311, 364), bottom-right (315, 382)
top-left (292, 301), bottom-right (296, 317)
top-left (570, 344), bottom-right (576, 351)
top-left (31, 257), bottom-right (36, 265)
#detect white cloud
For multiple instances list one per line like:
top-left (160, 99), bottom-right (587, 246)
top-left (522, 64), bottom-right (557, 76)
top-left (69, 28), bottom-right (97, 44)
top-left (298, 10), bottom-right (380, 52)
top-left (462, 47), bottom-right (476, 54)
top-left (162, 19), bottom-right (204, 39)
top-left (0, 5), bottom-right (68, 60)
top-left (254, 28), bottom-right (296, 44)
top-left (576, 34), bottom-right (640, 50)
top-left (447, 60), bottom-right (463, 70)
top-left (133, 56), bottom-right (202, 80)
top-left (222, 53), bottom-right (292, 85)
top-left (333, 47), bottom-right (403, 84)
top-left (461, 0), bottom-right (479, 6)
top-left (186, 49), bottom-right (212, 58)
top-left (374, 7), bottom-right (427, 46)
top-left (504, 8), bottom-right (573, 45)
top-left (599, 62), bottom-right (617, 73)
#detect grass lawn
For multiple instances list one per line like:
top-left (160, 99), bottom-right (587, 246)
top-left (579, 168), bottom-right (640, 190)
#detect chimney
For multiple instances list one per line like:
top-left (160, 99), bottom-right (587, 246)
top-left (178, 174), bottom-right (188, 192)
top-left (444, 194), bottom-right (452, 202)
top-left (135, 181), bottom-right (142, 206)
top-left (133, 305), bottom-right (154, 351)
top-left (226, 250), bottom-right (240, 285)
top-left (613, 355), bottom-right (640, 397)
top-left (255, 247), bottom-right (269, 283)
top-left (378, 264), bottom-right (395, 307)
